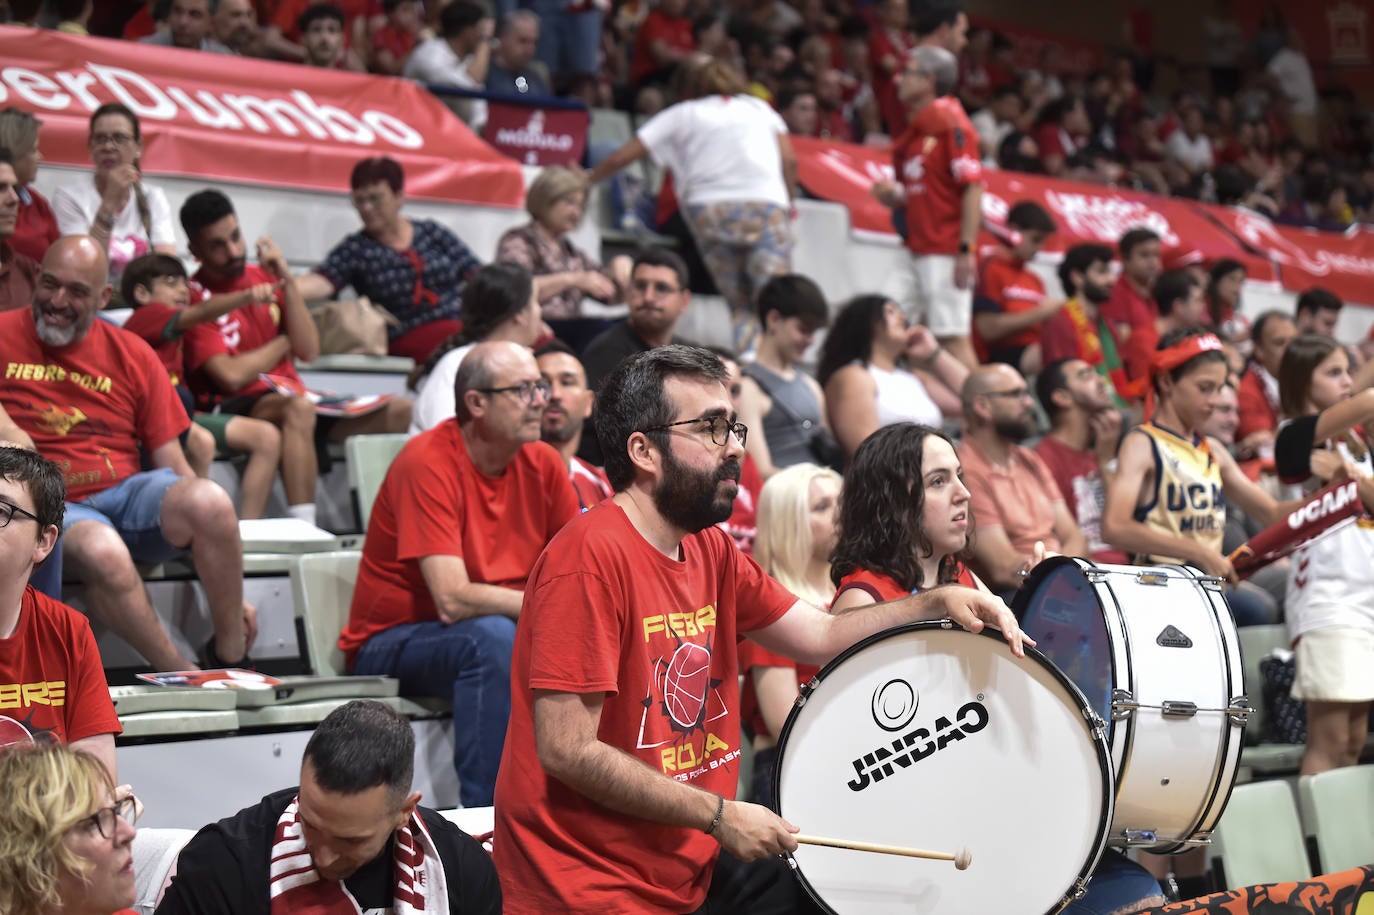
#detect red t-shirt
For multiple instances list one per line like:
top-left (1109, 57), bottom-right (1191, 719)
top-left (570, 455), bottom-right (613, 511)
top-left (1236, 365), bottom-right (1279, 442)
top-left (631, 10), bottom-right (695, 83)
top-left (718, 453), bottom-right (763, 555)
top-left (1032, 436), bottom-right (1130, 564)
top-left (973, 252), bottom-right (1047, 359)
top-left (121, 302), bottom-right (185, 384)
top-left (0, 309), bottom-right (188, 501)
top-left (1103, 276), bottom-right (1157, 390)
top-left (185, 265), bottom-right (297, 408)
top-left (0, 586), bottom-right (121, 747)
top-left (869, 26), bottom-right (915, 134)
top-left (893, 98), bottom-right (983, 256)
top-left (493, 501), bottom-right (796, 914)
top-left (817, 107), bottom-right (854, 143)
top-left (0, 243), bottom-right (39, 314)
top-left (12, 190), bottom-right (59, 264)
top-left (340, 421), bottom-right (578, 661)
top-left (270, 0), bottom-right (378, 40)
top-left (369, 22), bottom-right (417, 71)
top-left (957, 438), bottom-right (1065, 556)
top-left (834, 564), bottom-right (976, 604)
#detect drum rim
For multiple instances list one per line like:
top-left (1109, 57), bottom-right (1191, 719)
top-left (772, 619), bottom-right (1115, 915)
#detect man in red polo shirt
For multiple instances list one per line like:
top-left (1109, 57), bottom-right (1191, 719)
top-left (341, 341), bottom-right (579, 808)
top-left (872, 44), bottom-right (983, 370)
top-left (1236, 310), bottom-right (1296, 459)
top-left (972, 200), bottom-right (1061, 375)
top-left (178, 189), bottom-right (410, 528)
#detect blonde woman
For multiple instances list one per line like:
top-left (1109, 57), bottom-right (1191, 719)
top-left (494, 166), bottom-right (633, 323)
top-left (738, 462), bottom-right (842, 807)
top-left (0, 745), bottom-right (139, 915)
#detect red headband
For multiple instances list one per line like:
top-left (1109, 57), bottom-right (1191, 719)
top-left (1149, 333), bottom-right (1224, 378)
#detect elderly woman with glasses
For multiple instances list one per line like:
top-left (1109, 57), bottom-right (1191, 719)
top-left (295, 155), bottom-right (484, 364)
top-left (51, 103), bottom-right (177, 289)
top-left (0, 744), bottom-right (141, 915)
top-left (494, 166), bottom-right (632, 344)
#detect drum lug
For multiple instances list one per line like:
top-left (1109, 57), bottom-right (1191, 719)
top-left (1082, 708), bottom-right (1108, 740)
top-left (1068, 878), bottom-right (1091, 901)
top-left (1120, 829), bottom-right (1159, 847)
top-left (1161, 701), bottom-right (1198, 719)
top-left (1084, 568), bottom-right (1111, 584)
top-left (1198, 577), bottom-right (1226, 592)
top-left (1110, 689), bottom-right (1136, 720)
top-left (1227, 697), bottom-right (1255, 726)
top-left (1133, 570), bottom-right (1170, 586)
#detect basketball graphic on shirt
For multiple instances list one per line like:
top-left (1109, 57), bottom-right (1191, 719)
top-left (662, 642), bottom-right (712, 728)
top-left (0, 715), bottom-right (34, 748)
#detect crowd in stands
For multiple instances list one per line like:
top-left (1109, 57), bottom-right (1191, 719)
top-left (4, 1), bottom-right (1374, 913)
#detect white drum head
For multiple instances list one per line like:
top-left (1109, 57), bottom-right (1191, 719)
top-left (776, 623), bottom-right (1112, 915)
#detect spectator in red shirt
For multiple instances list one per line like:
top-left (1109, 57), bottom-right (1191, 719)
top-left (871, 45), bottom-right (983, 370)
top-left (1041, 243), bottom-right (1132, 407)
top-left (1236, 310), bottom-right (1296, 458)
top-left (813, 68), bottom-right (856, 142)
top-left (368, 0), bottom-right (420, 75)
top-left (0, 153), bottom-right (40, 314)
top-left (298, 2), bottom-right (365, 70)
top-left (213, 0), bottom-right (267, 57)
top-left (630, 0), bottom-right (694, 87)
top-left (1032, 95), bottom-right (1090, 178)
top-left (1153, 268), bottom-right (1208, 342)
top-left (776, 81), bottom-right (819, 136)
top-left (1033, 358), bottom-right (1130, 564)
top-left (179, 189), bottom-right (411, 528)
top-left (342, 341), bottom-right (579, 808)
top-left (1294, 286), bottom-right (1343, 338)
top-left (535, 339), bottom-right (611, 511)
top-left (867, 0), bottom-right (915, 135)
top-left (1105, 227), bottom-right (1162, 389)
top-left (0, 447), bottom-right (121, 775)
top-left (912, 0), bottom-right (969, 56)
top-left (0, 236), bottom-right (253, 673)
top-left (972, 200), bottom-right (1062, 375)
top-left (263, 0), bottom-right (379, 63)
top-left (0, 110), bottom-right (58, 266)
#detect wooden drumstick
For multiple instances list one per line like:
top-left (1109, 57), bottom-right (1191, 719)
top-left (794, 834), bottom-right (972, 870)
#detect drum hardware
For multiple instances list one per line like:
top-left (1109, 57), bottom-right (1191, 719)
top-left (1081, 707), bottom-right (1108, 740)
top-left (1118, 828), bottom-right (1215, 848)
top-left (1110, 691), bottom-right (1251, 720)
top-left (1226, 697), bottom-right (1254, 725)
top-left (793, 834), bottom-right (973, 869)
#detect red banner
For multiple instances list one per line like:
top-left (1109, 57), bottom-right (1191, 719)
top-left (0, 26), bottom-right (525, 207)
top-left (482, 102), bottom-right (588, 167)
top-left (791, 135), bottom-right (1374, 292)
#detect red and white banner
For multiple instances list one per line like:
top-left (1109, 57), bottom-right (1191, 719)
top-left (482, 102), bottom-right (589, 167)
top-left (0, 26), bottom-right (525, 207)
top-left (792, 135), bottom-right (1374, 296)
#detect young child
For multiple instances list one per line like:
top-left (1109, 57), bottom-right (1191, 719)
top-left (1275, 333), bottom-right (1374, 775)
top-left (120, 254), bottom-right (282, 520)
top-left (368, 0), bottom-right (422, 75)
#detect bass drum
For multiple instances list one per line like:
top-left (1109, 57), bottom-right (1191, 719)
top-left (1015, 557), bottom-right (1248, 853)
top-left (774, 622), bottom-right (1113, 914)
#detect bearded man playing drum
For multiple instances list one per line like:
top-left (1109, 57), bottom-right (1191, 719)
top-left (492, 345), bottom-right (1029, 914)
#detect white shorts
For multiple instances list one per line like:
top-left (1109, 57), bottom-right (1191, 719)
top-left (1293, 626), bottom-right (1374, 702)
top-left (883, 252), bottom-right (973, 339)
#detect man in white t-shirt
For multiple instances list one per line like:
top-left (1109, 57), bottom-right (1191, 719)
top-left (1164, 104), bottom-right (1214, 177)
top-left (1266, 35), bottom-right (1318, 147)
top-left (404, 1), bottom-right (494, 131)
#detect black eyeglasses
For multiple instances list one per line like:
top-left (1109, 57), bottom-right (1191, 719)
top-left (0, 501), bottom-right (39, 529)
top-left (642, 416), bottom-right (748, 447)
top-left (477, 379), bottom-right (552, 404)
top-left (76, 795), bottom-right (139, 840)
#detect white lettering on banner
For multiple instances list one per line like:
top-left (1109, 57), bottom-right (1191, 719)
top-left (1288, 481), bottom-right (1358, 530)
top-left (495, 111), bottom-right (574, 154)
top-left (1229, 211), bottom-right (1374, 279)
top-left (1, 68), bottom-right (68, 109)
top-left (0, 64), bottom-right (424, 151)
top-left (1044, 191), bottom-right (1180, 247)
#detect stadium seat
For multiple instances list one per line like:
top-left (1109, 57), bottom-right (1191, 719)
top-left (1298, 765), bottom-right (1374, 874)
top-left (1236, 624), bottom-right (1305, 779)
top-left (1210, 780), bottom-right (1313, 891)
top-left (346, 434), bottom-right (409, 531)
top-left (111, 685), bottom-right (240, 738)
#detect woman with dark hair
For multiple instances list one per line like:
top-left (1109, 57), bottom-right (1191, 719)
top-left (51, 103), bottom-right (176, 288)
top-left (1206, 258), bottom-right (1250, 344)
top-left (1275, 333), bottom-right (1374, 775)
top-left (834, 421), bottom-right (1166, 914)
top-left (586, 55), bottom-right (797, 350)
top-left (818, 294), bottom-right (966, 456)
top-left (296, 156), bottom-right (483, 363)
top-left (407, 262), bottom-right (546, 433)
top-left (0, 744), bottom-right (140, 915)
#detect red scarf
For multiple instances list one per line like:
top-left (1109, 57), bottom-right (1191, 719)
top-left (269, 796), bottom-right (449, 915)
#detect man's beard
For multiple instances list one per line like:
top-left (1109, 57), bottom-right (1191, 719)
top-left (31, 301), bottom-right (94, 348)
top-left (540, 408), bottom-right (578, 445)
top-left (653, 446), bottom-right (741, 533)
top-left (1082, 280), bottom-right (1111, 304)
top-left (993, 415), bottom-right (1036, 443)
